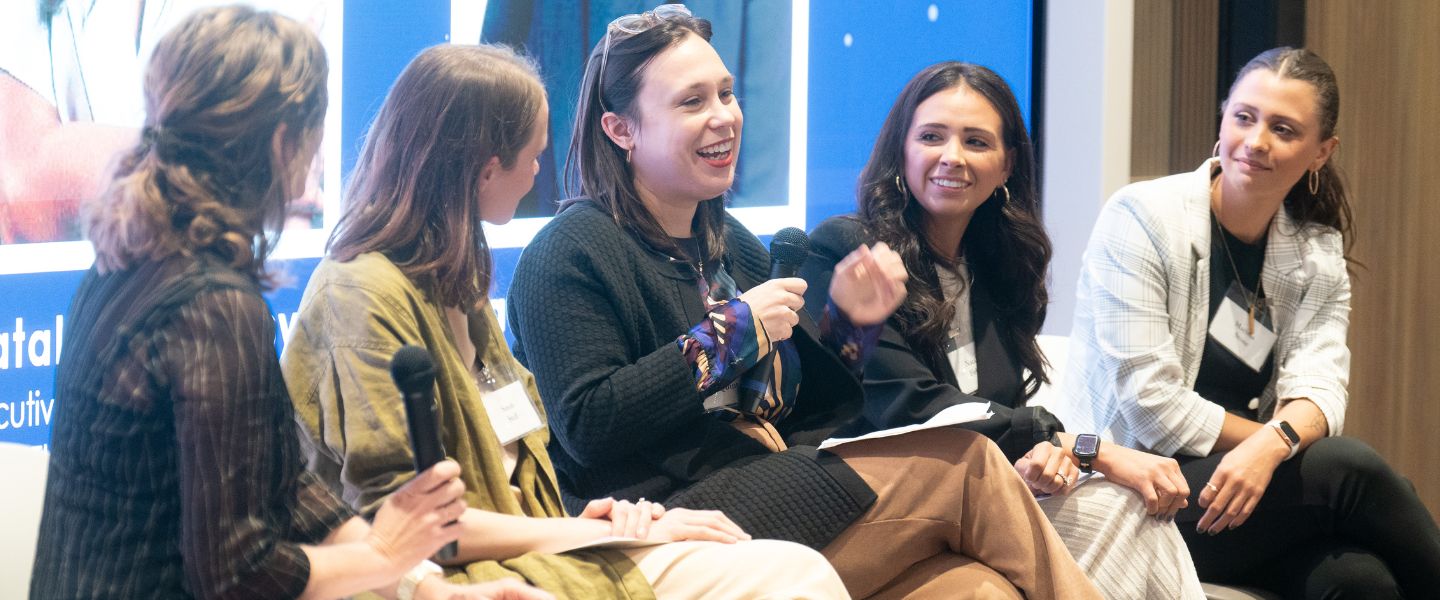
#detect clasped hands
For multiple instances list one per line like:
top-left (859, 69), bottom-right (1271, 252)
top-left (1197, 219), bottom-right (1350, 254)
top-left (578, 497), bottom-right (752, 544)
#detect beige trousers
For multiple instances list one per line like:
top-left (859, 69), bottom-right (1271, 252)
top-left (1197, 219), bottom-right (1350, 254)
top-left (625, 539), bottom-right (851, 599)
top-left (820, 427), bottom-right (1103, 600)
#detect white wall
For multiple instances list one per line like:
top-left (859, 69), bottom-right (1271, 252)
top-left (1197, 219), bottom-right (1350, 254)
top-left (1040, 0), bottom-right (1133, 335)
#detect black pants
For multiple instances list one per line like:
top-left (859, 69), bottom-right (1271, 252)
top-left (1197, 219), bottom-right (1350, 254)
top-left (1176, 436), bottom-right (1440, 599)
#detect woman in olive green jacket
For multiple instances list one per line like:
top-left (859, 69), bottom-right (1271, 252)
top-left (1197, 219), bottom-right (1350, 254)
top-left (281, 43), bottom-right (847, 600)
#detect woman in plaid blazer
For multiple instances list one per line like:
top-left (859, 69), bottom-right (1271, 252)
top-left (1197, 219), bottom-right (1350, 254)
top-left (1059, 47), bottom-right (1440, 597)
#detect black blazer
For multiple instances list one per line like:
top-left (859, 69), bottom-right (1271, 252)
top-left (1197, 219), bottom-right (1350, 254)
top-left (800, 216), bottom-right (1063, 461)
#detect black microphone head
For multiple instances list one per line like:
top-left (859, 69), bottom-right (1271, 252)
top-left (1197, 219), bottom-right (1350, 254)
top-left (390, 345), bottom-right (437, 395)
top-left (770, 227), bottom-right (811, 273)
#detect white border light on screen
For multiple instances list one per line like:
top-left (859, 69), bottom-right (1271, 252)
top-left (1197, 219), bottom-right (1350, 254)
top-left (464, 0), bottom-right (811, 249)
top-left (451, 0), bottom-right (488, 45)
top-left (0, 0), bottom-right (345, 275)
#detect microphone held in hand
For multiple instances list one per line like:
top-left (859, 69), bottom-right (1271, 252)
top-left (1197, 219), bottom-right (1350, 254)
top-left (736, 228), bottom-right (811, 414)
top-left (769, 227), bottom-right (811, 280)
top-left (390, 345), bottom-right (458, 560)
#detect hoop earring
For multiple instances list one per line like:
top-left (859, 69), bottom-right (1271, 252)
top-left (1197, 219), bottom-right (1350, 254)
top-left (1308, 168), bottom-right (1321, 195)
top-left (626, 147), bottom-right (633, 165)
top-left (1212, 140), bottom-right (1221, 158)
top-left (997, 184), bottom-right (1011, 204)
top-left (894, 175), bottom-right (909, 198)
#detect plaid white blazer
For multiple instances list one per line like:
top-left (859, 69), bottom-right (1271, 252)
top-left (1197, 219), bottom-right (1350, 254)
top-left (1055, 159), bottom-right (1351, 457)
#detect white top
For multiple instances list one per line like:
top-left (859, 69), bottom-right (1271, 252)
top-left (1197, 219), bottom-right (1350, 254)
top-left (937, 263), bottom-right (979, 395)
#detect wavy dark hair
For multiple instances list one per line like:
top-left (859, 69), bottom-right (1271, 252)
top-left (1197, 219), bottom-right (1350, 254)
top-left (856, 62), bottom-right (1051, 397)
top-left (330, 44), bottom-right (545, 308)
top-left (1224, 47), bottom-right (1354, 257)
top-left (562, 8), bottom-right (726, 266)
top-left (85, 5), bottom-right (327, 286)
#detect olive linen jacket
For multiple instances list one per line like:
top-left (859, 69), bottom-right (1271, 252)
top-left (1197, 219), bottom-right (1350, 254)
top-left (282, 252), bottom-right (653, 598)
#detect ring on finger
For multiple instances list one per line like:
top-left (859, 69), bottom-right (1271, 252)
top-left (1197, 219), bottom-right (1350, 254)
top-left (1205, 482), bottom-right (1219, 493)
top-left (1061, 474), bottom-right (1073, 487)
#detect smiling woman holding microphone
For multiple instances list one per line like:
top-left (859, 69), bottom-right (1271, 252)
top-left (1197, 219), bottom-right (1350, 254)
top-left (507, 4), bottom-right (1101, 598)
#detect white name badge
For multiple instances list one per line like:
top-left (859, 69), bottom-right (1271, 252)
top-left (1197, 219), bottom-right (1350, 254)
top-left (1208, 294), bottom-right (1276, 372)
top-left (481, 381), bottom-right (545, 446)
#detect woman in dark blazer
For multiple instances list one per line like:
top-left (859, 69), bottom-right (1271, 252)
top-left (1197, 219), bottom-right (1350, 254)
top-left (800, 61), bottom-right (1204, 599)
top-left (507, 5), bottom-right (1101, 599)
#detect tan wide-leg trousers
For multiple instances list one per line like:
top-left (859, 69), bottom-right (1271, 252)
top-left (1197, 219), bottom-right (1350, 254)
top-left (820, 427), bottom-right (1102, 600)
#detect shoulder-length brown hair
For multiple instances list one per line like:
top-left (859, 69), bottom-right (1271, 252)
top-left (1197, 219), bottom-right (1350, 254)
top-left (857, 62), bottom-right (1052, 397)
top-left (329, 44), bottom-right (544, 308)
top-left (85, 5), bottom-right (327, 285)
top-left (563, 9), bottom-right (726, 266)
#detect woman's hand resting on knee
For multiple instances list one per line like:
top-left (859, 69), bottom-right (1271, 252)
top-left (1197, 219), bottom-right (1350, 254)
top-left (580, 497), bottom-right (666, 539)
top-left (647, 508), bottom-right (752, 543)
top-left (1015, 440), bottom-right (1081, 496)
top-left (1194, 429), bottom-right (1288, 534)
top-left (1092, 445), bottom-right (1189, 520)
top-left (580, 497), bottom-right (751, 543)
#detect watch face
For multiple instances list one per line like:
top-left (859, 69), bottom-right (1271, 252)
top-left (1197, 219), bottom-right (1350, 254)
top-left (1075, 434), bottom-right (1100, 456)
top-left (1277, 421), bottom-right (1301, 444)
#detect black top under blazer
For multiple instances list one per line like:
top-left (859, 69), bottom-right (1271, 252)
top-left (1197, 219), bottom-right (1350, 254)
top-left (800, 216), bottom-right (1063, 462)
top-left (508, 202), bottom-right (875, 549)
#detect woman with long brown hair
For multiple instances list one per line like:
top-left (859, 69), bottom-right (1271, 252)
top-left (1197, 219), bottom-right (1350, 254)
top-left (801, 61), bottom-right (1204, 599)
top-left (282, 42), bottom-right (847, 599)
top-left (29, 7), bottom-right (528, 600)
top-left (1060, 47), bottom-right (1440, 597)
top-left (508, 4), bottom-right (1103, 598)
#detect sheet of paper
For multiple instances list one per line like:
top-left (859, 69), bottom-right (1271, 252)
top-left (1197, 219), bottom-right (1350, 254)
top-left (1034, 471), bottom-right (1101, 501)
top-left (557, 536), bottom-right (670, 553)
top-left (817, 402), bottom-right (994, 450)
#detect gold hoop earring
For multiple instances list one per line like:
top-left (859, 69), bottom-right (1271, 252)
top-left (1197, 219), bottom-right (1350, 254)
top-left (894, 175), bottom-right (909, 198)
top-left (1212, 141), bottom-right (1221, 158)
top-left (626, 147), bottom-right (633, 165)
top-left (998, 183), bottom-right (1011, 204)
top-left (1308, 169), bottom-right (1321, 195)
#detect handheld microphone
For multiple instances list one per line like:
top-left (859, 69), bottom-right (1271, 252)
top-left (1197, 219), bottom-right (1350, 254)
top-left (390, 345), bottom-right (457, 561)
top-left (737, 228), bottom-right (811, 414)
top-left (768, 227), bottom-right (811, 280)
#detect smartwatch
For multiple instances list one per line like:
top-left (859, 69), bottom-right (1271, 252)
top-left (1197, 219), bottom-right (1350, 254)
top-left (1267, 419), bottom-right (1301, 461)
top-left (397, 560), bottom-right (443, 600)
top-left (1073, 433), bottom-right (1101, 474)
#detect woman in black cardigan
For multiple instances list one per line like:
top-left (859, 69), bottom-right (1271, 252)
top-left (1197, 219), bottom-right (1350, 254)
top-left (507, 5), bottom-right (1099, 599)
top-left (800, 62), bottom-right (1204, 599)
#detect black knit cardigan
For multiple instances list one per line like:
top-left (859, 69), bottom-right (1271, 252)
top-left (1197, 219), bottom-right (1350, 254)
top-left (508, 202), bottom-right (875, 549)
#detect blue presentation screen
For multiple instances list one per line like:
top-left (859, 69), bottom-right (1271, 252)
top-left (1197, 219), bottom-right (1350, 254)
top-left (0, 0), bottom-right (1033, 447)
